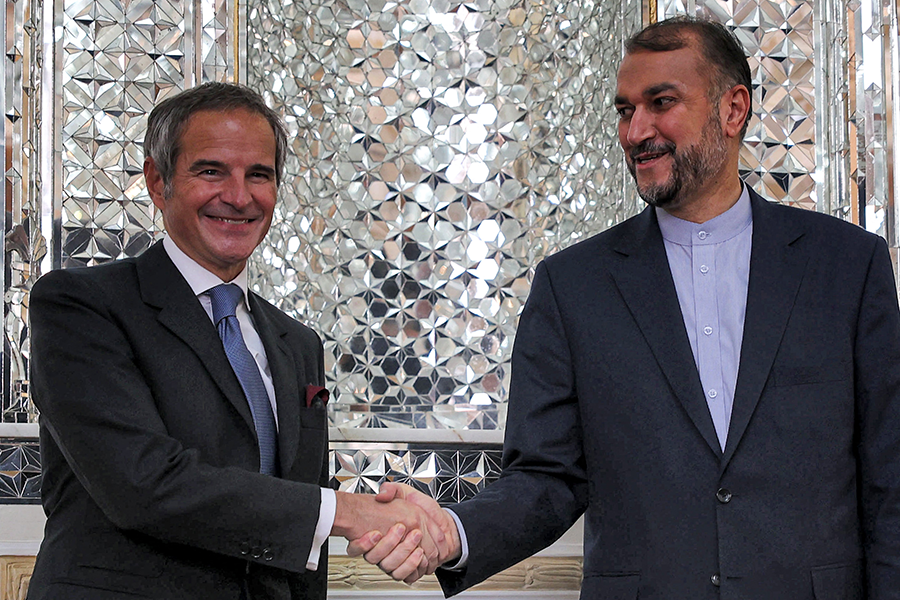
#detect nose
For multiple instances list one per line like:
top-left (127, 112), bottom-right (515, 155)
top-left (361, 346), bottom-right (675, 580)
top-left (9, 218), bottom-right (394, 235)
top-left (222, 173), bottom-right (254, 208)
top-left (624, 106), bottom-right (656, 148)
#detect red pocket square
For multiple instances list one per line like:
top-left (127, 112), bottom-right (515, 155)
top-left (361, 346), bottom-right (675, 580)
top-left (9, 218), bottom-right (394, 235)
top-left (305, 385), bottom-right (330, 408)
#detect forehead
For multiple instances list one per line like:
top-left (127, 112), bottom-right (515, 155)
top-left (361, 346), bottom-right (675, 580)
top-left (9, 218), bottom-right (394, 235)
top-left (615, 45), bottom-right (709, 98)
top-left (178, 108), bottom-right (276, 156)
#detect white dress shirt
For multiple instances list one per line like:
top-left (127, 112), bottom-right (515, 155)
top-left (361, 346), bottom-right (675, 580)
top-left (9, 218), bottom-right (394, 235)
top-left (163, 236), bottom-right (335, 571)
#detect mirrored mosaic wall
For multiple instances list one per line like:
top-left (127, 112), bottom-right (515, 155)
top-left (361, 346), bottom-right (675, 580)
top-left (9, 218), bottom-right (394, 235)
top-left (331, 443), bottom-right (502, 504)
top-left (0, 0), bottom-right (897, 437)
top-left (0, 438), bottom-right (41, 503)
top-left (246, 0), bottom-right (642, 430)
top-left (0, 439), bottom-right (502, 503)
top-left (58, 0), bottom-right (238, 268)
top-left (2, 0), bottom-right (43, 428)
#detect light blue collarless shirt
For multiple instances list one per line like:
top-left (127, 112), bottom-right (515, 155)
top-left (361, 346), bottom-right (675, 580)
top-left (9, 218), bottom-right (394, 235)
top-left (656, 185), bottom-right (753, 451)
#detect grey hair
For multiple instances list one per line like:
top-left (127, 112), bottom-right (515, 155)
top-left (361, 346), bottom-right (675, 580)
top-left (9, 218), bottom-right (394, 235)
top-left (144, 82), bottom-right (288, 197)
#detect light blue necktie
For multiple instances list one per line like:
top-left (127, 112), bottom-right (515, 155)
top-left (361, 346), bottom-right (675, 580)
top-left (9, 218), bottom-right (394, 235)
top-left (208, 284), bottom-right (278, 476)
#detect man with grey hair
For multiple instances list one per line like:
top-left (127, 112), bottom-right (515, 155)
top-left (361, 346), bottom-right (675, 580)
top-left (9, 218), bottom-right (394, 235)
top-left (27, 82), bottom-right (443, 600)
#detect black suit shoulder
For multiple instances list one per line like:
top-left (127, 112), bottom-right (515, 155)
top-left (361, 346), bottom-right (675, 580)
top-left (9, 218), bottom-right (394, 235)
top-left (763, 198), bottom-right (880, 240)
top-left (32, 256), bottom-right (140, 297)
top-left (755, 197), bottom-right (886, 276)
top-left (249, 291), bottom-right (323, 350)
top-left (32, 252), bottom-right (321, 352)
top-left (30, 259), bottom-right (149, 343)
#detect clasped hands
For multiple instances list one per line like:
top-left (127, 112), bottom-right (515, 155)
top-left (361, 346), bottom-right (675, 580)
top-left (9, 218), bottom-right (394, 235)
top-left (334, 483), bottom-right (461, 583)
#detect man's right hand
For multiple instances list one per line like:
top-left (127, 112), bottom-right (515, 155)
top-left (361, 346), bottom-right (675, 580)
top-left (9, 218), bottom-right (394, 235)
top-left (332, 489), bottom-right (447, 581)
top-left (345, 482), bottom-right (462, 583)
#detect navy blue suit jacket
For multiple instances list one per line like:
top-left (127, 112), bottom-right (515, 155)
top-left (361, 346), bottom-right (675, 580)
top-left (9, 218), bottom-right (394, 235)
top-left (439, 190), bottom-right (900, 599)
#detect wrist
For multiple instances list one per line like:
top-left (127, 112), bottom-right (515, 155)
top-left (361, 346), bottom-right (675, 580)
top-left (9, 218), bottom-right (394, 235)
top-left (446, 526), bottom-right (462, 563)
top-left (332, 491), bottom-right (364, 539)
top-left (440, 508), bottom-right (465, 566)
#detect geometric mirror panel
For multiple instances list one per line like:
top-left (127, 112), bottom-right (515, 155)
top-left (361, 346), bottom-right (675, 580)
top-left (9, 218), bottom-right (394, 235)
top-left (247, 0), bottom-right (643, 429)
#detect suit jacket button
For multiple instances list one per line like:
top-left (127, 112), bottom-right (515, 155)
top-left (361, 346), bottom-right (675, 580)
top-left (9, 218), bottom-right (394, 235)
top-left (251, 546), bottom-right (263, 559)
top-left (263, 549), bottom-right (274, 561)
top-left (716, 488), bottom-right (732, 503)
top-left (239, 542), bottom-right (251, 556)
top-left (711, 573), bottom-right (721, 586)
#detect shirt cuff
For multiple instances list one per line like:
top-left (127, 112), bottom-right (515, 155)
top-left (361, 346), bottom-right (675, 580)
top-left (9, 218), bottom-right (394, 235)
top-left (441, 508), bottom-right (469, 571)
top-left (306, 487), bottom-right (336, 571)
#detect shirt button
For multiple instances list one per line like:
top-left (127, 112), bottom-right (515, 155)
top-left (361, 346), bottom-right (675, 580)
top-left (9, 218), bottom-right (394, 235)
top-left (699, 265), bottom-right (709, 274)
top-left (716, 488), bottom-right (732, 503)
top-left (698, 231), bottom-right (708, 240)
top-left (251, 546), bottom-right (263, 559)
top-left (239, 542), bottom-right (250, 556)
top-left (708, 389), bottom-right (718, 399)
top-left (711, 573), bottom-right (721, 586)
top-left (263, 549), bottom-right (274, 561)
top-left (703, 326), bottom-right (713, 335)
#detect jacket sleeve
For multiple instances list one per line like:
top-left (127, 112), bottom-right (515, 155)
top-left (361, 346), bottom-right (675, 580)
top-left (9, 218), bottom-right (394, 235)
top-left (437, 260), bottom-right (589, 596)
top-left (855, 237), bottom-right (900, 599)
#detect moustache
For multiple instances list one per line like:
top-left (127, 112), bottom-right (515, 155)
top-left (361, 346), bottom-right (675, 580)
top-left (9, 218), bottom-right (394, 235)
top-left (630, 141), bottom-right (676, 161)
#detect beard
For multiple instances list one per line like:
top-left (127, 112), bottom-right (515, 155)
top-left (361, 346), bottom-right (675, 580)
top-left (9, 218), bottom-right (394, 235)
top-left (627, 112), bottom-right (729, 209)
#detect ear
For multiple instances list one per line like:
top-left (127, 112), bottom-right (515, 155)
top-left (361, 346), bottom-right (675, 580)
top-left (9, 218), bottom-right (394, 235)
top-left (143, 157), bottom-right (167, 211)
top-left (719, 84), bottom-right (751, 139)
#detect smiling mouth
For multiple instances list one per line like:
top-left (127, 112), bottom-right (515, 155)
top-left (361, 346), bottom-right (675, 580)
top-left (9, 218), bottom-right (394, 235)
top-left (208, 216), bottom-right (254, 224)
top-left (634, 151), bottom-right (669, 164)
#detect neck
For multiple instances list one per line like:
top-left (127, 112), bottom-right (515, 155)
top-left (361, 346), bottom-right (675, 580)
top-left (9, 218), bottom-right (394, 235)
top-left (663, 173), bottom-right (743, 224)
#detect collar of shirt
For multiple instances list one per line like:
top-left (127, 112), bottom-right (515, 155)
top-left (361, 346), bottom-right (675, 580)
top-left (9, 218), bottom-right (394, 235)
top-left (656, 184), bottom-right (752, 247)
top-left (162, 236), bottom-right (252, 308)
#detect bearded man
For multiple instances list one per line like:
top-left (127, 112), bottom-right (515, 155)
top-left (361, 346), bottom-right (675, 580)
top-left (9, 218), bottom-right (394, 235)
top-left (350, 16), bottom-right (900, 600)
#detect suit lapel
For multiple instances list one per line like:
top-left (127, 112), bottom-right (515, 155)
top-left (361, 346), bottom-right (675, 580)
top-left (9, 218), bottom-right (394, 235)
top-left (610, 208), bottom-right (722, 458)
top-left (249, 293), bottom-right (304, 476)
top-left (136, 242), bottom-right (256, 432)
top-left (722, 191), bottom-right (808, 466)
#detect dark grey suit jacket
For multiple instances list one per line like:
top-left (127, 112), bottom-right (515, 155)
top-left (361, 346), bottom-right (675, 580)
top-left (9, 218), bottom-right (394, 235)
top-left (27, 242), bottom-right (330, 600)
top-left (439, 190), bottom-right (900, 599)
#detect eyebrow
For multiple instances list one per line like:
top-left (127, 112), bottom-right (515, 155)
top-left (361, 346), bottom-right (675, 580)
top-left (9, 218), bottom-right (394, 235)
top-left (189, 160), bottom-right (227, 173)
top-left (614, 82), bottom-right (680, 105)
top-left (188, 160), bottom-right (275, 176)
top-left (247, 163), bottom-right (276, 176)
top-left (645, 83), bottom-right (679, 96)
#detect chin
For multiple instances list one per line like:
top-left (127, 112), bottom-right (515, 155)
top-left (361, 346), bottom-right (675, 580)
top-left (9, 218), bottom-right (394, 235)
top-left (637, 183), bottom-right (679, 208)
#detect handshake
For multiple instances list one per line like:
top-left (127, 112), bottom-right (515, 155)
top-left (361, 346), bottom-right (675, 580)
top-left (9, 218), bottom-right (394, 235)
top-left (333, 482), bottom-right (462, 583)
